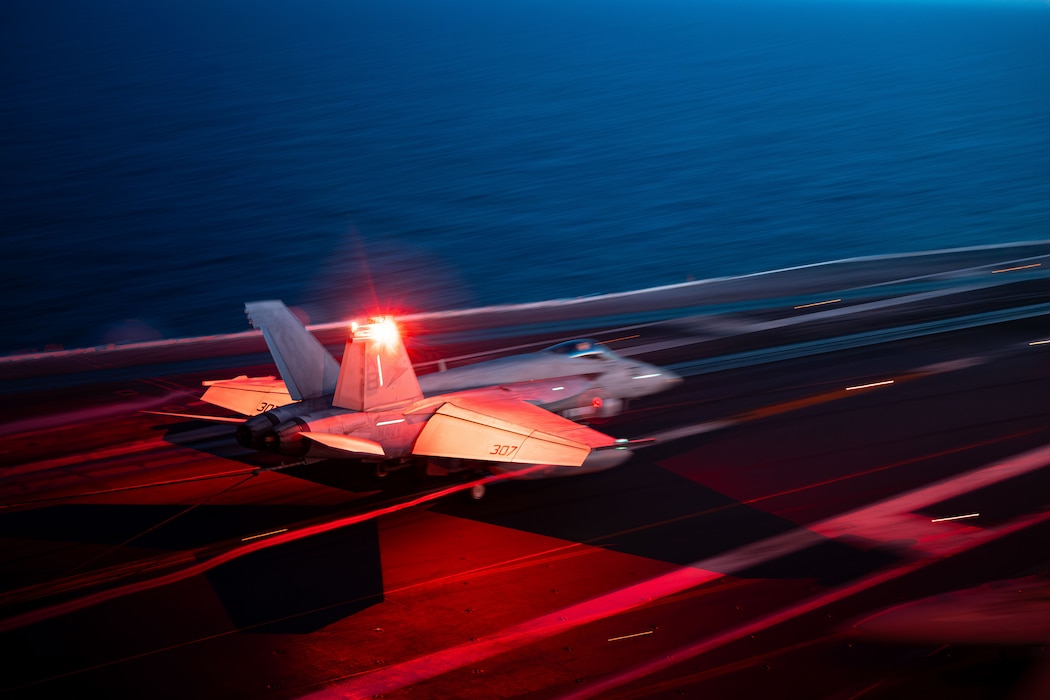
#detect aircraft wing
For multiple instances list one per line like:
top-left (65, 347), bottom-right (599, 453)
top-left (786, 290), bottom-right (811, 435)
top-left (300, 432), bottom-right (387, 458)
top-left (413, 395), bottom-right (617, 467)
top-left (200, 375), bottom-right (294, 416)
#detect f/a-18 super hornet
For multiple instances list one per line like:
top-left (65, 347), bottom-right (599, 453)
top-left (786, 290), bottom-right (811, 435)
top-left (154, 301), bottom-right (668, 495)
top-left (196, 305), bottom-right (680, 425)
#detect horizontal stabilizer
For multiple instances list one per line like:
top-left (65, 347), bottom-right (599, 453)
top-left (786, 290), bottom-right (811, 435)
top-left (413, 397), bottom-right (615, 467)
top-left (200, 375), bottom-right (294, 416)
top-left (143, 410), bottom-right (245, 424)
top-left (301, 432), bottom-right (387, 458)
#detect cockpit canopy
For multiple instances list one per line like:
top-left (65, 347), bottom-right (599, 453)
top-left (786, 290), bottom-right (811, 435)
top-left (543, 339), bottom-right (616, 360)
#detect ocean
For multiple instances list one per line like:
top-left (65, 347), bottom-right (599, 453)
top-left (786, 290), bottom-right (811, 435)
top-left (3, 0), bottom-right (1048, 354)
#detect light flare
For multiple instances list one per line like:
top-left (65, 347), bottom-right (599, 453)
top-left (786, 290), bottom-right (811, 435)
top-left (352, 316), bottom-right (402, 351)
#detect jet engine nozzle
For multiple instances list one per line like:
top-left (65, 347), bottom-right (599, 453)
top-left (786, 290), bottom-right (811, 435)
top-left (236, 412), bottom-right (284, 451)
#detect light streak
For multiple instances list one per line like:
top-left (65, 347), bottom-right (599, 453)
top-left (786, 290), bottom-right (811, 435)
top-left (608, 631), bottom-right (654, 642)
top-left (599, 334), bottom-right (640, 345)
top-left (0, 392), bottom-right (192, 438)
top-left (376, 418), bottom-right (405, 426)
top-left (1029, 339), bottom-right (1050, 346)
top-left (992, 263), bottom-right (1041, 274)
top-left (240, 528), bottom-right (288, 542)
top-left (562, 462), bottom-right (1050, 699)
top-left (632, 373), bottom-right (661, 380)
top-left (301, 443), bottom-right (1050, 699)
top-left (845, 379), bottom-right (894, 391)
top-left (376, 355), bottom-right (384, 387)
top-left (551, 386), bottom-right (565, 391)
top-left (0, 471), bottom-right (528, 633)
top-left (1, 466), bottom-right (261, 508)
top-left (930, 513), bottom-right (979, 523)
top-left (793, 298), bottom-right (841, 310)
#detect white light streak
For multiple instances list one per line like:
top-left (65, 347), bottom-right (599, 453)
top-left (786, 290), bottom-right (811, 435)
top-left (1029, 339), bottom-right (1050, 346)
top-left (551, 386), bottom-right (565, 391)
top-left (930, 513), bottom-right (980, 523)
top-left (633, 373), bottom-right (661, 380)
top-left (241, 528), bottom-right (288, 542)
top-left (607, 631), bottom-right (654, 642)
top-left (846, 379), bottom-right (895, 391)
top-left (376, 355), bottom-right (384, 387)
top-left (794, 298), bottom-right (841, 310)
top-left (376, 418), bottom-right (405, 426)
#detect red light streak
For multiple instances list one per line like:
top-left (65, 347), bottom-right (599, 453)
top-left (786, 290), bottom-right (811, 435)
top-left (0, 392), bottom-right (189, 438)
top-left (311, 442), bottom-right (1050, 698)
top-left (561, 509), bottom-right (1050, 700)
top-left (302, 566), bottom-right (721, 699)
top-left (1, 466), bottom-right (261, 509)
top-left (0, 470), bottom-right (528, 633)
top-left (742, 427), bottom-right (1045, 508)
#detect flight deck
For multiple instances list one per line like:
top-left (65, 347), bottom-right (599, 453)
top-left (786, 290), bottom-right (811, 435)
top-left (1, 246), bottom-right (1047, 699)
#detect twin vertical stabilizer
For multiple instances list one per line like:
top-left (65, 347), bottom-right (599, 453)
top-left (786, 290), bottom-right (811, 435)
top-left (333, 317), bottom-right (423, 411)
top-left (245, 301), bottom-right (340, 401)
top-left (244, 302), bottom-right (422, 412)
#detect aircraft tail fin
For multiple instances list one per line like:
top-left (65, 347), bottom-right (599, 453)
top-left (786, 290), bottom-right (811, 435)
top-left (333, 317), bottom-right (422, 411)
top-left (244, 301), bottom-right (340, 401)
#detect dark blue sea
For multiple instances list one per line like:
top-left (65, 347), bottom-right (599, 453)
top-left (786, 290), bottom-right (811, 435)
top-left (3, 0), bottom-right (1048, 354)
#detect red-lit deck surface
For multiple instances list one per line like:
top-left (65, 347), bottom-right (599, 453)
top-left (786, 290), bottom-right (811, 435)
top-left (1, 287), bottom-right (1048, 699)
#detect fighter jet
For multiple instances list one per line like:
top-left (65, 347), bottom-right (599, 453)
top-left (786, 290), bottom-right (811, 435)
top-left (195, 306), bottom-right (680, 424)
top-left (153, 301), bottom-right (659, 496)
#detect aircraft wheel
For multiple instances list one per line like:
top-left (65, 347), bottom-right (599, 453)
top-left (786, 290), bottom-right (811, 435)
top-left (470, 483), bottom-right (486, 500)
top-left (375, 463), bottom-right (389, 479)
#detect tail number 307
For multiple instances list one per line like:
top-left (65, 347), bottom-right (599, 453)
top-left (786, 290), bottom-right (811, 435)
top-left (490, 444), bottom-right (519, 457)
